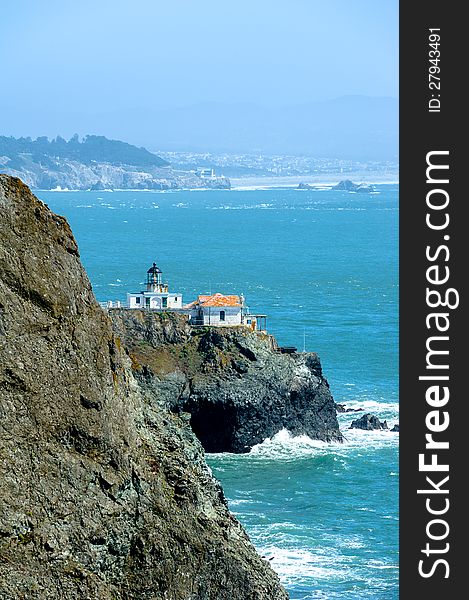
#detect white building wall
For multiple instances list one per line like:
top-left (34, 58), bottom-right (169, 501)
top-left (127, 293), bottom-right (143, 309)
top-left (167, 294), bottom-right (183, 308)
top-left (127, 292), bottom-right (183, 309)
top-left (150, 296), bottom-right (162, 309)
top-left (201, 306), bottom-right (242, 326)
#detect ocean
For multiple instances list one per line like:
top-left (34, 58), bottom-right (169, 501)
top-left (38, 185), bottom-right (399, 600)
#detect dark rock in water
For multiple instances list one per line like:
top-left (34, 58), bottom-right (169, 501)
top-left (0, 175), bottom-right (287, 599)
top-left (333, 179), bottom-right (356, 191)
top-left (110, 311), bottom-right (343, 453)
top-left (335, 403), bottom-right (364, 413)
top-left (391, 424), bottom-right (400, 432)
top-left (350, 413), bottom-right (388, 430)
top-left (333, 179), bottom-right (375, 193)
top-left (355, 184), bottom-right (375, 193)
top-left (297, 182), bottom-right (314, 190)
top-left (90, 179), bottom-right (106, 190)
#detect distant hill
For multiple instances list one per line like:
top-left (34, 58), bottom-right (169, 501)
top-left (0, 134), bottom-right (169, 170)
top-left (0, 135), bottom-right (230, 190)
top-left (141, 96), bottom-right (398, 160)
top-left (0, 96), bottom-right (398, 162)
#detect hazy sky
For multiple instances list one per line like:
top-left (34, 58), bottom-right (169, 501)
top-left (0, 0), bottom-right (398, 139)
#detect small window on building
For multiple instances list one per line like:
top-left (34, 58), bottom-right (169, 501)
top-left (174, 297), bottom-right (178, 302)
top-left (135, 297), bottom-right (141, 304)
top-left (162, 297), bottom-right (168, 308)
top-left (145, 297), bottom-right (150, 308)
top-left (220, 310), bottom-right (226, 321)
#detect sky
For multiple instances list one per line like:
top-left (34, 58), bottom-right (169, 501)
top-left (0, 0), bottom-right (398, 144)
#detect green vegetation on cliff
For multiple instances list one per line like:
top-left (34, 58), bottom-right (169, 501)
top-left (0, 134), bottom-right (169, 170)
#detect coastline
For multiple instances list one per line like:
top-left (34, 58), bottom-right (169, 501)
top-left (231, 172), bottom-right (399, 190)
top-left (32, 175), bottom-right (400, 194)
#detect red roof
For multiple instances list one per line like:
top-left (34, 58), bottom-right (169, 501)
top-left (185, 293), bottom-right (242, 308)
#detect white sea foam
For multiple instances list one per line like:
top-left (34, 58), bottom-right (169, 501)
top-left (322, 533), bottom-right (366, 549)
top-left (340, 428), bottom-right (399, 450)
top-left (249, 429), bottom-right (330, 459)
top-left (257, 542), bottom-right (398, 593)
top-left (367, 559), bottom-right (399, 570)
top-left (231, 179), bottom-right (399, 191)
top-left (341, 399), bottom-right (399, 411)
top-left (229, 498), bottom-right (256, 507)
top-left (208, 203), bottom-right (274, 210)
top-left (242, 424), bottom-right (399, 462)
top-left (259, 546), bottom-right (345, 584)
top-left (231, 185), bottom-right (281, 191)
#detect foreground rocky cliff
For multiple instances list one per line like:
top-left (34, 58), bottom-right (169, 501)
top-left (0, 175), bottom-right (286, 599)
top-left (110, 311), bottom-right (342, 452)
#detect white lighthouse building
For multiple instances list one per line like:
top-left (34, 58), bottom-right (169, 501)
top-left (127, 262), bottom-right (183, 310)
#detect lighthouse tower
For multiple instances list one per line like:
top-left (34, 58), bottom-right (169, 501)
top-left (126, 261), bottom-right (183, 310)
top-left (146, 262), bottom-right (165, 292)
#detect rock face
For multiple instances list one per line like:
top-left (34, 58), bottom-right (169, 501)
top-left (109, 311), bottom-right (343, 453)
top-left (0, 136), bottom-right (231, 191)
top-left (0, 175), bottom-right (286, 599)
top-left (3, 159), bottom-right (231, 191)
top-left (350, 413), bottom-right (388, 431)
top-left (333, 180), bottom-right (375, 193)
top-left (335, 403), bottom-right (364, 413)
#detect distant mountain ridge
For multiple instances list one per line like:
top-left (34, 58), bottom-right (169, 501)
top-left (142, 96), bottom-right (398, 160)
top-left (1, 96), bottom-right (398, 161)
top-left (0, 135), bottom-right (230, 190)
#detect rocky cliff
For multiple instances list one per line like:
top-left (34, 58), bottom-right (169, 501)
top-left (1, 158), bottom-right (231, 191)
top-left (0, 175), bottom-right (285, 599)
top-left (0, 135), bottom-right (231, 191)
top-left (109, 311), bottom-right (342, 453)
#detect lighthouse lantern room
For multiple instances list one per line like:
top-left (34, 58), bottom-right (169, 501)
top-left (127, 262), bottom-right (183, 310)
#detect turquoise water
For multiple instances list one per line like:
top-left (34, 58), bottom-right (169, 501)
top-left (38, 185), bottom-right (399, 599)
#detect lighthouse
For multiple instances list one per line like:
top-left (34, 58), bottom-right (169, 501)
top-left (127, 261), bottom-right (183, 310)
top-left (146, 262), bottom-right (165, 292)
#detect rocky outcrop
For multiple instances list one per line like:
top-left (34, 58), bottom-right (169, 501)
top-left (109, 311), bottom-right (342, 453)
top-left (335, 403), bottom-right (364, 413)
top-left (333, 180), bottom-right (375, 193)
top-left (297, 182), bottom-right (314, 190)
top-left (3, 159), bottom-right (231, 191)
top-left (0, 136), bottom-right (231, 191)
top-left (390, 424), bottom-right (399, 432)
top-left (350, 413), bottom-right (388, 431)
top-left (0, 175), bottom-right (286, 599)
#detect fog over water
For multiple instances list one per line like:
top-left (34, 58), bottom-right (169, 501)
top-left (0, 1), bottom-right (398, 158)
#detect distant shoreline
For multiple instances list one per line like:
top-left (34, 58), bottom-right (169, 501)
top-left (33, 176), bottom-right (399, 193)
top-left (231, 172), bottom-right (399, 190)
